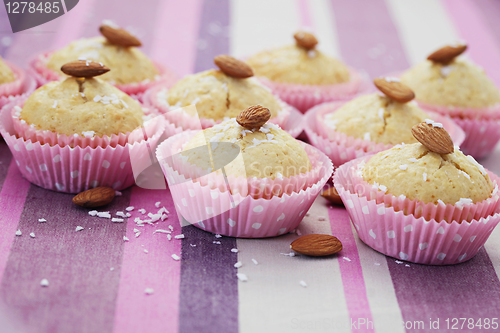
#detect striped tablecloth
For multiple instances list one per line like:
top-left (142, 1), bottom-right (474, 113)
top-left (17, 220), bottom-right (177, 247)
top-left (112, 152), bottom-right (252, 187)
top-left (1, 1), bottom-right (500, 332)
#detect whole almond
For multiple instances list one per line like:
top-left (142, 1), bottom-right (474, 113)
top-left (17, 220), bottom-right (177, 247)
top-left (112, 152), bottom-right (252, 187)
top-left (294, 31), bottom-right (318, 50)
top-left (214, 55), bottom-right (253, 78)
top-left (321, 187), bottom-right (343, 206)
top-left (373, 77), bottom-right (415, 103)
top-left (427, 43), bottom-right (467, 64)
top-left (290, 234), bottom-right (343, 256)
top-left (61, 60), bottom-right (110, 78)
top-left (99, 25), bottom-right (142, 47)
top-left (236, 105), bottom-right (271, 129)
top-left (411, 122), bottom-right (454, 154)
top-left (73, 187), bottom-right (116, 208)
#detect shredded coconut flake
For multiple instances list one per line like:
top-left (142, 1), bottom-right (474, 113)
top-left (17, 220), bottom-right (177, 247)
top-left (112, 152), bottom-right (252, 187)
top-left (234, 261), bottom-right (242, 268)
top-left (423, 172), bottom-right (427, 181)
top-left (399, 164), bottom-right (408, 171)
top-left (97, 212), bottom-right (111, 218)
top-left (154, 229), bottom-right (171, 234)
top-left (123, 236), bottom-right (129, 241)
top-left (174, 234), bottom-right (185, 239)
top-left (251, 259), bottom-right (258, 265)
top-left (236, 273), bottom-right (248, 282)
top-left (144, 288), bottom-right (154, 295)
top-left (15, 230), bottom-right (22, 236)
top-left (408, 158), bottom-right (418, 163)
top-left (30, 232), bottom-right (35, 238)
top-left (38, 218), bottom-right (47, 223)
top-left (75, 226), bottom-right (84, 232)
top-left (456, 198), bottom-right (473, 207)
top-left (231, 248), bottom-right (239, 253)
top-left (125, 206), bottom-right (134, 211)
top-left (299, 280), bottom-right (307, 288)
top-left (363, 132), bottom-right (371, 141)
top-left (171, 254), bottom-right (180, 261)
top-left (40, 279), bottom-right (49, 287)
top-left (88, 210), bottom-right (98, 217)
top-left (112, 218), bottom-right (124, 223)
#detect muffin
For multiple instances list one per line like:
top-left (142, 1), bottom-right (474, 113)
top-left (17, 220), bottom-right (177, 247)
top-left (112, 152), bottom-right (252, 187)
top-left (156, 105), bottom-right (333, 238)
top-left (400, 42), bottom-right (500, 159)
top-left (0, 60), bottom-right (165, 193)
top-left (0, 57), bottom-right (15, 84)
top-left (30, 23), bottom-right (177, 97)
top-left (0, 56), bottom-right (37, 110)
top-left (304, 78), bottom-right (465, 166)
top-left (334, 122), bottom-right (500, 265)
top-left (246, 31), bottom-right (369, 112)
top-left (146, 55), bottom-right (294, 133)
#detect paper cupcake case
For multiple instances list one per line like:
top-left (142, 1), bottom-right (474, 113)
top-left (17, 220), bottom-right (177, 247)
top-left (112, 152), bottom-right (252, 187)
top-left (417, 102), bottom-right (500, 159)
top-left (143, 85), bottom-right (304, 137)
top-left (256, 68), bottom-right (371, 113)
top-left (29, 52), bottom-right (178, 100)
top-left (334, 156), bottom-right (500, 265)
top-left (304, 101), bottom-right (466, 167)
top-left (0, 61), bottom-right (37, 109)
top-left (156, 131), bottom-right (333, 238)
top-left (0, 100), bottom-right (167, 193)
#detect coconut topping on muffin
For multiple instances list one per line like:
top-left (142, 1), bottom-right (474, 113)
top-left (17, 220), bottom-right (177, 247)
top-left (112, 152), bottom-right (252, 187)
top-left (161, 56), bottom-right (282, 121)
top-left (324, 80), bottom-right (429, 145)
top-left (247, 31), bottom-right (350, 85)
top-left (401, 42), bottom-right (500, 109)
top-left (19, 61), bottom-right (144, 137)
top-left (182, 105), bottom-right (311, 179)
top-left (362, 123), bottom-right (494, 205)
top-left (46, 24), bottom-right (158, 85)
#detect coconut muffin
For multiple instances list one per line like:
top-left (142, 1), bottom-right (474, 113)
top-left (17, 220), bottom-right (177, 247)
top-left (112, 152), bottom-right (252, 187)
top-left (247, 44), bottom-right (350, 85)
top-left (401, 58), bottom-right (500, 109)
top-left (0, 56), bottom-right (15, 84)
top-left (20, 70), bottom-right (143, 137)
top-left (362, 142), bottom-right (493, 205)
top-left (163, 69), bottom-right (282, 122)
top-left (46, 36), bottom-right (158, 86)
top-left (324, 93), bottom-right (430, 145)
top-left (247, 31), bottom-right (350, 85)
top-left (182, 117), bottom-right (311, 179)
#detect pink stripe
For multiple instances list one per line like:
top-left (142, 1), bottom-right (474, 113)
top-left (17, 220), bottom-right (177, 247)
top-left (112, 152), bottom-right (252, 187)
top-left (328, 206), bottom-right (375, 333)
top-left (297, 0), bottom-right (313, 29)
top-left (51, 0), bottom-right (98, 49)
top-left (150, 0), bottom-right (203, 77)
top-left (443, 0), bottom-right (500, 86)
top-left (0, 160), bottom-right (31, 282)
top-left (112, 188), bottom-right (181, 333)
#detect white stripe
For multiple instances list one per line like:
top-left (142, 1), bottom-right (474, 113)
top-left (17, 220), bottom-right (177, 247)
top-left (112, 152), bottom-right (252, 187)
top-left (230, 0), bottom-right (301, 58)
top-left (385, 0), bottom-right (460, 65)
top-left (308, 0), bottom-right (341, 59)
top-left (237, 197), bottom-right (350, 333)
top-left (351, 222), bottom-right (406, 333)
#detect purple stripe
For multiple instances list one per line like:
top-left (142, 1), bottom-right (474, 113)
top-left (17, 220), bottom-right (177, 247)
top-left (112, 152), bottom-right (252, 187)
top-left (0, 186), bottom-right (131, 333)
top-left (330, 0), bottom-right (409, 78)
top-left (178, 226), bottom-right (238, 333)
top-left (0, 142), bottom-right (13, 190)
top-left (193, 0), bottom-right (230, 73)
top-left (178, 1), bottom-right (238, 332)
top-left (474, 0), bottom-right (500, 44)
top-left (387, 249), bottom-right (500, 332)
top-left (331, 0), bottom-right (500, 330)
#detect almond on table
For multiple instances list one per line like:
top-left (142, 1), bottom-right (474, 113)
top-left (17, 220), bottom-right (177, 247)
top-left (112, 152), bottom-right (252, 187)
top-left (73, 187), bottom-right (116, 208)
top-left (290, 234), bottom-right (343, 256)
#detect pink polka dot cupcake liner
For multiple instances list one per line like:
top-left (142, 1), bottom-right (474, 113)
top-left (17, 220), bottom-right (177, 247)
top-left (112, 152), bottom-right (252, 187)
top-left (156, 130), bottom-right (333, 238)
top-left (0, 61), bottom-right (37, 109)
top-left (256, 68), bottom-right (371, 113)
top-left (29, 52), bottom-right (178, 100)
top-left (417, 102), bottom-right (500, 159)
top-left (304, 101), bottom-right (466, 167)
top-left (143, 85), bottom-right (303, 137)
top-left (334, 156), bottom-right (500, 265)
top-left (0, 100), bottom-right (168, 193)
